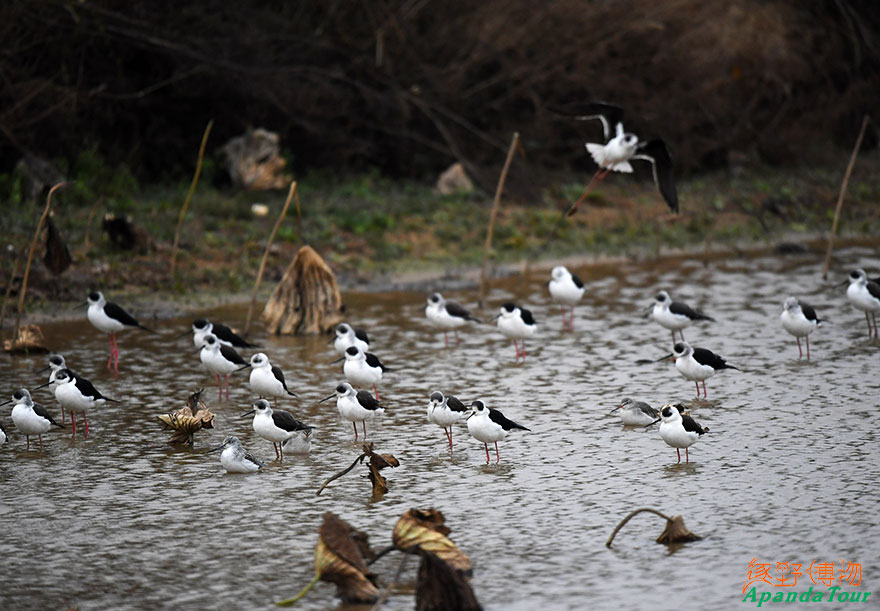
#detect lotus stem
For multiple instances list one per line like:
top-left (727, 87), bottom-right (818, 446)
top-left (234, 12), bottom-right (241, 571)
top-left (275, 572), bottom-right (321, 607)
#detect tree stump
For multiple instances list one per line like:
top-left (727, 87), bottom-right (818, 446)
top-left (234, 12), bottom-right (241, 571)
top-left (219, 127), bottom-right (290, 190)
top-left (261, 245), bottom-right (344, 335)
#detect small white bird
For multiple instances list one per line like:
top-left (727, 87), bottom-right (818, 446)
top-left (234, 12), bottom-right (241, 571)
top-left (199, 333), bottom-right (248, 401)
top-left (649, 403), bottom-right (707, 463)
top-left (208, 435), bottom-right (265, 473)
top-left (36, 354), bottom-right (75, 424)
top-left (332, 323), bottom-right (370, 355)
top-left (465, 399), bottom-right (530, 464)
top-left (0, 420), bottom-right (6, 446)
top-left (189, 319), bottom-right (256, 349)
top-left (496, 302), bottom-right (537, 361)
top-left (549, 101), bottom-right (678, 216)
top-left (610, 398), bottom-right (659, 426)
top-left (844, 269), bottom-right (880, 338)
top-left (667, 341), bottom-right (738, 398)
top-left (84, 290), bottom-right (154, 373)
top-left (2, 388), bottom-right (63, 451)
top-left (244, 353), bottom-right (297, 406)
top-left (425, 293), bottom-right (482, 346)
top-left (780, 297), bottom-right (822, 359)
top-left (241, 399), bottom-right (313, 461)
top-left (548, 266), bottom-right (585, 330)
top-left (331, 346), bottom-right (389, 400)
top-left (40, 369), bottom-right (117, 438)
top-left (427, 391), bottom-right (468, 449)
top-left (649, 291), bottom-right (714, 344)
top-left (320, 382), bottom-right (385, 440)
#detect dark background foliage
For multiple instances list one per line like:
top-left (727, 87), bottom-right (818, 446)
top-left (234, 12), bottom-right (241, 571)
top-left (1, 0), bottom-right (878, 189)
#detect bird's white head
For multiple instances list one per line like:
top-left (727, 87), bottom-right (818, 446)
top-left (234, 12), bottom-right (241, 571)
top-left (427, 293), bottom-right (444, 306)
top-left (659, 403), bottom-right (682, 423)
top-left (654, 290), bottom-right (671, 305)
top-left (672, 341), bottom-right (693, 358)
top-left (335, 323), bottom-right (352, 338)
top-left (429, 391), bottom-right (445, 408)
top-left (192, 319), bottom-right (211, 332)
top-left (783, 297), bottom-right (800, 313)
top-left (849, 269), bottom-right (867, 284)
top-left (87, 291), bottom-right (105, 307)
top-left (249, 352), bottom-right (269, 368)
top-left (11, 388), bottom-right (33, 406)
top-left (344, 345), bottom-right (365, 361)
top-left (551, 266), bottom-right (568, 281)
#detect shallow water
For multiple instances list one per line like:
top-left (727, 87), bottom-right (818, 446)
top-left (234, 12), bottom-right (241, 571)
top-left (1, 246), bottom-right (879, 611)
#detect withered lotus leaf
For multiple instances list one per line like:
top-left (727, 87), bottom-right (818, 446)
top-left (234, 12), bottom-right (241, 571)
top-left (656, 514), bottom-right (702, 545)
top-left (367, 448), bottom-right (400, 497)
top-left (315, 512), bottom-right (380, 604)
top-left (415, 548), bottom-right (482, 611)
top-left (392, 509), bottom-right (471, 574)
top-left (156, 389), bottom-right (215, 446)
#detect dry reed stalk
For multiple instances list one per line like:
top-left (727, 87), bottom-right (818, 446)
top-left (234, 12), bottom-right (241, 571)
top-left (478, 132), bottom-right (519, 308)
top-left (14, 181), bottom-right (70, 336)
top-left (243, 180), bottom-right (297, 335)
top-left (170, 119), bottom-right (213, 276)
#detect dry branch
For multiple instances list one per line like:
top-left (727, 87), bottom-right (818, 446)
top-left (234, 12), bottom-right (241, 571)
top-left (170, 119), bottom-right (213, 276)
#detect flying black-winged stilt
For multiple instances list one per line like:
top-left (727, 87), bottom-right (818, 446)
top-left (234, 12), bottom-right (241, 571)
top-left (208, 435), bottom-right (265, 473)
top-left (661, 341), bottom-right (738, 398)
top-left (427, 391), bottom-right (468, 450)
top-left (198, 333), bottom-right (247, 401)
top-left (610, 398), bottom-right (659, 426)
top-left (548, 266), bottom-right (585, 330)
top-left (241, 399), bottom-right (314, 461)
top-left (331, 345), bottom-right (389, 400)
top-left (36, 369), bottom-right (117, 438)
top-left (332, 323), bottom-right (370, 355)
top-left (496, 302), bottom-right (537, 361)
top-left (648, 290), bottom-right (714, 343)
top-left (188, 319), bottom-right (256, 349)
top-left (843, 269), bottom-right (880, 338)
top-left (549, 101), bottom-right (678, 216)
top-left (320, 382), bottom-right (385, 441)
top-left (2, 388), bottom-right (63, 451)
top-left (83, 291), bottom-right (154, 373)
top-left (465, 399), bottom-right (530, 464)
top-left (781, 297), bottom-right (822, 359)
top-left (243, 353), bottom-right (297, 406)
top-left (425, 293), bottom-right (482, 346)
top-left (647, 403), bottom-right (707, 463)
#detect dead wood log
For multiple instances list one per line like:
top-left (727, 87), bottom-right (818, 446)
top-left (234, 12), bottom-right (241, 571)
top-left (261, 245), bottom-right (344, 335)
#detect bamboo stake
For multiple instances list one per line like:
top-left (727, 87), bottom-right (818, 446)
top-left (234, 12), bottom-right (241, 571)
top-left (822, 115), bottom-right (871, 279)
top-left (171, 119), bottom-right (213, 276)
top-left (0, 246), bottom-right (23, 330)
top-left (243, 181), bottom-right (297, 335)
top-left (14, 182), bottom-right (70, 336)
top-left (478, 132), bottom-right (519, 308)
top-left (295, 187), bottom-right (303, 242)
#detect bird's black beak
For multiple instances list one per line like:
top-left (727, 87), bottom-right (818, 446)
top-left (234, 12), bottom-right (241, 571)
top-left (35, 365), bottom-right (50, 374)
top-left (641, 304), bottom-right (654, 317)
top-left (644, 418), bottom-right (661, 428)
top-left (234, 364), bottom-right (250, 373)
top-left (610, 406), bottom-right (622, 412)
top-left (207, 442), bottom-right (227, 453)
top-left (174, 329), bottom-right (192, 340)
top-left (240, 410), bottom-right (255, 418)
top-left (656, 353), bottom-right (674, 362)
top-left (73, 302), bottom-right (88, 310)
top-left (327, 334), bottom-right (337, 345)
top-left (194, 345), bottom-right (205, 353)
top-left (319, 393), bottom-right (335, 403)
top-left (834, 279), bottom-right (848, 289)
top-left (329, 356), bottom-right (344, 365)
top-left (33, 381), bottom-right (51, 391)
top-left (0, 398), bottom-right (11, 407)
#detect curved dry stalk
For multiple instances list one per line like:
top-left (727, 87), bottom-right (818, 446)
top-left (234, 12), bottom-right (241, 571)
top-left (605, 507), bottom-right (672, 548)
top-left (244, 180), bottom-right (297, 335)
top-left (368, 551), bottom-right (410, 611)
top-left (316, 452), bottom-right (366, 495)
top-left (275, 573), bottom-right (321, 607)
top-left (14, 181), bottom-right (71, 335)
top-left (170, 119), bottom-right (213, 276)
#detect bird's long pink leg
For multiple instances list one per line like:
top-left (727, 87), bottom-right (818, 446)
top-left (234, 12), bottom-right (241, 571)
top-left (686, 447), bottom-right (690, 463)
top-left (352, 422), bottom-right (358, 441)
top-left (39, 435), bottom-right (44, 452)
top-left (484, 443), bottom-right (490, 464)
top-left (362, 421), bottom-right (368, 440)
top-left (26, 435), bottom-right (30, 450)
top-left (796, 337), bottom-right (802, 358)
top-left (113, 334), bottom-right (120, 373)
top-left (495, 441), bottom-right (500, 463)
top-left (694, 381), bottom-right (700, 396)
top-left (83, 413), bottom-right (89, 438)
top-left (216, 375), bottom-right (222, 401)
top-left (569, 306), bottom-right (575, 330)
top-left (521, 340), bottom-right (527, 359)
top-left (107, 334), bottom-right (114, 369)
top-left (702, 381), bottom-right (708, 398)
top-left (444, 332), bottom-right (449, 348)
top-left (676, 448), bottom-right (681, 463)
top-left (513, 340), bottom-right (520, 360)
top-left (873, 313), bottom-right (878, 339)
top-left (566, 168), bottom-right (607, 217)
top-left (866, 312), bottom-right (873, 337)
top-left (560, 307), bottom-right (567, 329)
top-left (70, 413), bottom-right (76, 437)
top-left (373, 385), bottom-right (380, 401)
top-left (806, 336), bottom-right (810, 360)
top-left (455, 330), bottom-right (460, 346)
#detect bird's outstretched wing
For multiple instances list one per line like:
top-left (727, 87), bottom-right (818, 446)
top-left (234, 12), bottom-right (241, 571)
top-left (633, 139), bottom-right (678, 213)
top-left (547, 102), bottom-right (624, 141)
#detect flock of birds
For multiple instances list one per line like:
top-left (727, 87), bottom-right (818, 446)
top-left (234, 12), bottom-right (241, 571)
top-left (2, 103), bottom-right (879, 469)
top-left (2, 264), bottom-right (878, 468)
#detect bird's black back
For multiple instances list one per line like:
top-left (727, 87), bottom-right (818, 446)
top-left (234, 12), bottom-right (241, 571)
top-left (445, 300), bottom-right (481, 323)
top-left (219, 344), bottom-right (248, 366)
top-left (354, 327), bottom-right (370, 344)
top-left (570, 272), bottom-right (585, 289)
top-left (801, 303), bottom-right (820, 323)
top-left (692, 348), bottom-right (737, 371)
top-left (365, 352), bottom-right (388, 371)
top-left (446, 395), bottom-right (468, 412)
top-left (271, 365), bottom-right (292, 393)
top-left (355, 390), bottom-right (385, 411)
top-left (32, 402), bottom-right (62, 427)
top-left (488, 408), bottom-right (530, 431)
top-left (272, 410), bottom-right (313, 432)
top-left (520, 307), bottom-right (537, 326)
top-left (214, 322), bottom-right (256, 348)
top-left (669, 301), bottom-right (714, 322)
top-left (681, 414), bottom-right (706, 435)
top-left (104, 301), bottom-right (144, 328)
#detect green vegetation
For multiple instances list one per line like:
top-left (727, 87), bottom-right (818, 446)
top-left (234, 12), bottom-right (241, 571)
top-left (2, 150), bottom-right (880, 305)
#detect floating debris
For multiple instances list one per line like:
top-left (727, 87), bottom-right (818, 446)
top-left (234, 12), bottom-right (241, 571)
top-left (276, 512), bottom-right (379, 606)
top-left (316, 442), bottom-right (399, 498)
top-left (3, 324), bottom-right (48, 354)
top-left (392, 509), bottom-right (471, 574)
top-left (156, 389), bottom-right (215, 446)
top-left (605, 507), bottom-right (703, 548)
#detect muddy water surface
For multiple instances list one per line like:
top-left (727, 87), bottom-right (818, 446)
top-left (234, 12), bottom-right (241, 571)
top-left (1, 247), bottom-right (879, 610)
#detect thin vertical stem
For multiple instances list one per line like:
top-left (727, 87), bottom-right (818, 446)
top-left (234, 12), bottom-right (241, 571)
top-left (823, 115), bottom-right (870, 279)
top-left (171, 119), bottom-right (213, 276)
top-left (478, 132), bottom-right (520, 308)
top-left (243, 181), bottom-right (297, 335)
